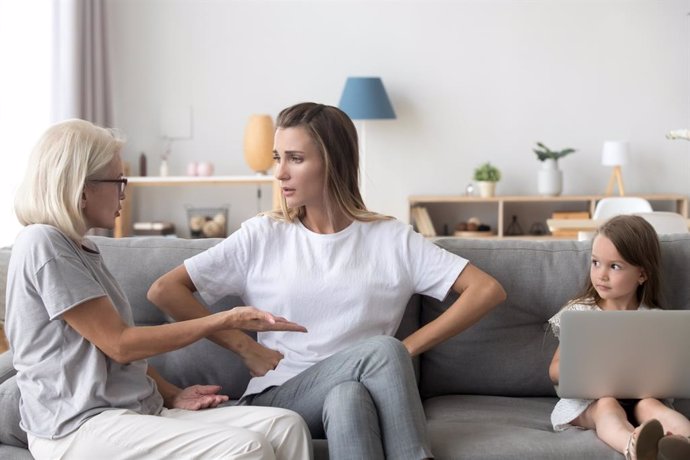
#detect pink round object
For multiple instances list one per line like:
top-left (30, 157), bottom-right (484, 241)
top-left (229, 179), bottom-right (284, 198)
top-left (197, 162), bottom-right (214, 176)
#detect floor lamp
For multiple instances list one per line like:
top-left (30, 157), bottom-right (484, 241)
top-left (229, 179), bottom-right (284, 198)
top-left (602, 141), bottom-right (629, 196)
top-left (338, 77), bottom-right (396, 199)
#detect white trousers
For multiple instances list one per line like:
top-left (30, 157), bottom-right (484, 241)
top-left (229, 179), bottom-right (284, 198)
top-left (28, 405), bottom-right (312, 460)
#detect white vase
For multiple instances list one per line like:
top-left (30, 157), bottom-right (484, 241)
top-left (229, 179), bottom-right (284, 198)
top-left (160, 159), bottom-right (169, 177)
top-left (537, 159), bottom-right (562, 196)
top-left (477, 181), bottom-right (496, 198)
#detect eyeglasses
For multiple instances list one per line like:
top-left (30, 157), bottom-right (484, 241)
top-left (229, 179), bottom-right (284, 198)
top-left (90, 178), bottom-right (128, 194)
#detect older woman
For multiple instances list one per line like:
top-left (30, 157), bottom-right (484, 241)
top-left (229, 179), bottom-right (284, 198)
top-left (6, 119), bottom-right (312, 460)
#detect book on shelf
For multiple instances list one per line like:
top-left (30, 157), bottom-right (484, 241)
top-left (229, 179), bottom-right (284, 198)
top-left (412, 206), bottom-right (436, 237)
top-left (552, 211), bottom-right (590, 220)
top-left (550, 211), bottom-right (591, 237)
top-left (133, 221), bottom-right (175, 236)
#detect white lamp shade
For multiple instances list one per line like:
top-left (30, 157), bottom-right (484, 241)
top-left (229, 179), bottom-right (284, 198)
top-left (601, 141), bottom-right (629, 166)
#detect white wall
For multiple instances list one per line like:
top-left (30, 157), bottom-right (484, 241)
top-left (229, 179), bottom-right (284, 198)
top-left (0, 0), bottom-right (52, 247)
top-left (106, 0), bottom-right (690, 236)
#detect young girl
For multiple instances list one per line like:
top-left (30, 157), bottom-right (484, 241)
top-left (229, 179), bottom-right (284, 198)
top-left (548, 214), bottom-right (690, 460)
top-left (149, 102), bottom-right (507, 459)
top-left (7, 119), bottom-right (312, 460)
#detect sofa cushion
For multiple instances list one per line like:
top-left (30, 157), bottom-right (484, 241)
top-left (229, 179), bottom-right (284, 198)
top-left (0, 351), bottom-right (14, 385)
top-left (0, 246), bottom-right (10, 325)
top-left (420, 235), bottom-right (690, 399)
top-left (424, 395), bottom-right (620, 459)
top-left (421, 239), bottom-right (588, 398)
top-left (0, 376), bottom-right (27, 448)
top-left (92, 236), bottom-right (253, 399)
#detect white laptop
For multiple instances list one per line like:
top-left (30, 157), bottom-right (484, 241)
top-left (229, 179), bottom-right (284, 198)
top-left (557, 310), bottom-right (690, 399)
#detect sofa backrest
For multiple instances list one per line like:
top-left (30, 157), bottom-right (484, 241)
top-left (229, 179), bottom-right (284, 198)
top-left (91, 235), bottom-right (423, 398)
top-left (9, 233), bottom-right (689, 401)
top-left (418, 234), bottom-right (690, 399)
top-left (91, 236), bottom-right (254, 398)
top-left (0, 247), bottom-right (10, 326)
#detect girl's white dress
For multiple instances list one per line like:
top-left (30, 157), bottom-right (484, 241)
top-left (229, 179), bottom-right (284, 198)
top-left (548, 300), bottom-right (653, 431)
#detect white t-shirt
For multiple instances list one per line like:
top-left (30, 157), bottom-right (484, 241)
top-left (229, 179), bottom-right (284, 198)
top-left (185, 216), bottom-right (468, 396)
top-left (6, 225), bottom-right (163, 439)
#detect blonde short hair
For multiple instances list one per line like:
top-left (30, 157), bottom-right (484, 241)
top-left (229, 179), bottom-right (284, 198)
top-left (15, 119), bottom-right (124, 242)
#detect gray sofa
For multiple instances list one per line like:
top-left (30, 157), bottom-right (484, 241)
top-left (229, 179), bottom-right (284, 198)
top-left (1, 233), bottom-right (689, 459)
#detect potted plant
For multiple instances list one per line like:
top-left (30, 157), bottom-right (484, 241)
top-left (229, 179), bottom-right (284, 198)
top-left (532, 142), bottom-right (576, 196)
top-left (473, 162), bottom-right (501, 197)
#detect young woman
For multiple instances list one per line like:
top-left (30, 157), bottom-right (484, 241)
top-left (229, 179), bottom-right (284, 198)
top-left (6, 119), bottom-right (312, 460)
top-left (548, 215), bottom-right (690, 460)
top-left (148, 102), bottom-right (507, 459)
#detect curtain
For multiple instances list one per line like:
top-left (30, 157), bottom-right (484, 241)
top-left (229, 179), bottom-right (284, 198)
top-left (53, 0), bottom-right (111, 127)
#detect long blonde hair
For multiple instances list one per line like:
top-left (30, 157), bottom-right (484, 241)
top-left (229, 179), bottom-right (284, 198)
top-left (15, 119), bottom-right (124, 242)
top-left (264, 102), bottom-right (391, 224)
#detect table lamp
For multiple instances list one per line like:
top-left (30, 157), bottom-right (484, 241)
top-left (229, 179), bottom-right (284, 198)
top-left (243, 114), bottom-right (274, 175)
top-left (338, 76), bottom-right (396, 197)
top-left (601, 140), bottom-right (629, 196)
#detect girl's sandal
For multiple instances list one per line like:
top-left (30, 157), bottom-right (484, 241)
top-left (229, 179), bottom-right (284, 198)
top-left (624, 419), bottom-right (664, 460)
top-left (657, 434), bottom-right (690, 460)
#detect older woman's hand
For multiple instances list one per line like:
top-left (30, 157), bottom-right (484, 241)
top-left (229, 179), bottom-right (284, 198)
top-left (169, 385), bottom-right (230, 410)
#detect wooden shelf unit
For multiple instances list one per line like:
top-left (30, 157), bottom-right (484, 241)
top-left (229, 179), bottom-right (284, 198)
top-left (408, 194), bottom-right (688, 239)
top-left (115, 175), bottom-right (280, 238)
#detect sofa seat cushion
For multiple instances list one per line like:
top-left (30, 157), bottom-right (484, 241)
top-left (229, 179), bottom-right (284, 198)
top-left (0, 376), bottom-right (27, 448)
top-left (424, 395), bottom-right (620, 460)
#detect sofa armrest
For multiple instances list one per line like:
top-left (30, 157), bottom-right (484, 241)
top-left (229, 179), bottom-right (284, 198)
top-left (0, 351), bottom-right (15, 385)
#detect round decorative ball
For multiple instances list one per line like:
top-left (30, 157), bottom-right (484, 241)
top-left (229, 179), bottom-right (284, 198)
top-left (202, 220), bottom-right (224, 238)
top-left (467, 217), bottom-right (481, 226)
top-left (213, 212), bottom-right (226, 225)
top-left (197, 162), bottom-right (214, 176)
top-left (189, 216), bottom-right (206, 232)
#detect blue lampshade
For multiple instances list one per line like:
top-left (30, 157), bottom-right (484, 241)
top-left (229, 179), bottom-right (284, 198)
top-left (338, 77), bottom-right (396, 120)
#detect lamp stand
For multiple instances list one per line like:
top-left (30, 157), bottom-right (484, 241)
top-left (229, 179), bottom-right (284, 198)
top-left (605, 166), bottom-right (625, 196)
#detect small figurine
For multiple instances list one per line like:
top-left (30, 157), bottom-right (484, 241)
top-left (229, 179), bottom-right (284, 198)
top-left (505, 215), bottom-right (524, 236)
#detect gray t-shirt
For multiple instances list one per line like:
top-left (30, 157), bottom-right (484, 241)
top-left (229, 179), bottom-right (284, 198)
top-left (5, 225), bottom-right (163, 439)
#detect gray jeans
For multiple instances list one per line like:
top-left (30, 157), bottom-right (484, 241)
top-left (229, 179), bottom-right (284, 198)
top-left (242, 336), bottom-right (432, 460)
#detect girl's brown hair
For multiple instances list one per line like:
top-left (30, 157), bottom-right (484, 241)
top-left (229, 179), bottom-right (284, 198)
top-left (575, 214), bottom-right (663, 309)
top-left (264, 102), bottom-right (390, 224)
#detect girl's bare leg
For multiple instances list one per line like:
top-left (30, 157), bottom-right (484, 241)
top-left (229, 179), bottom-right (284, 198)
top-left (635, 398), bottom-right (690, 437)
top-left (572, 397), bottom-right (634, 454)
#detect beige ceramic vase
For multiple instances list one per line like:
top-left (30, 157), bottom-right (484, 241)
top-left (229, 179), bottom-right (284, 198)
top-left (243, 114), bottom-right (274, 174)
